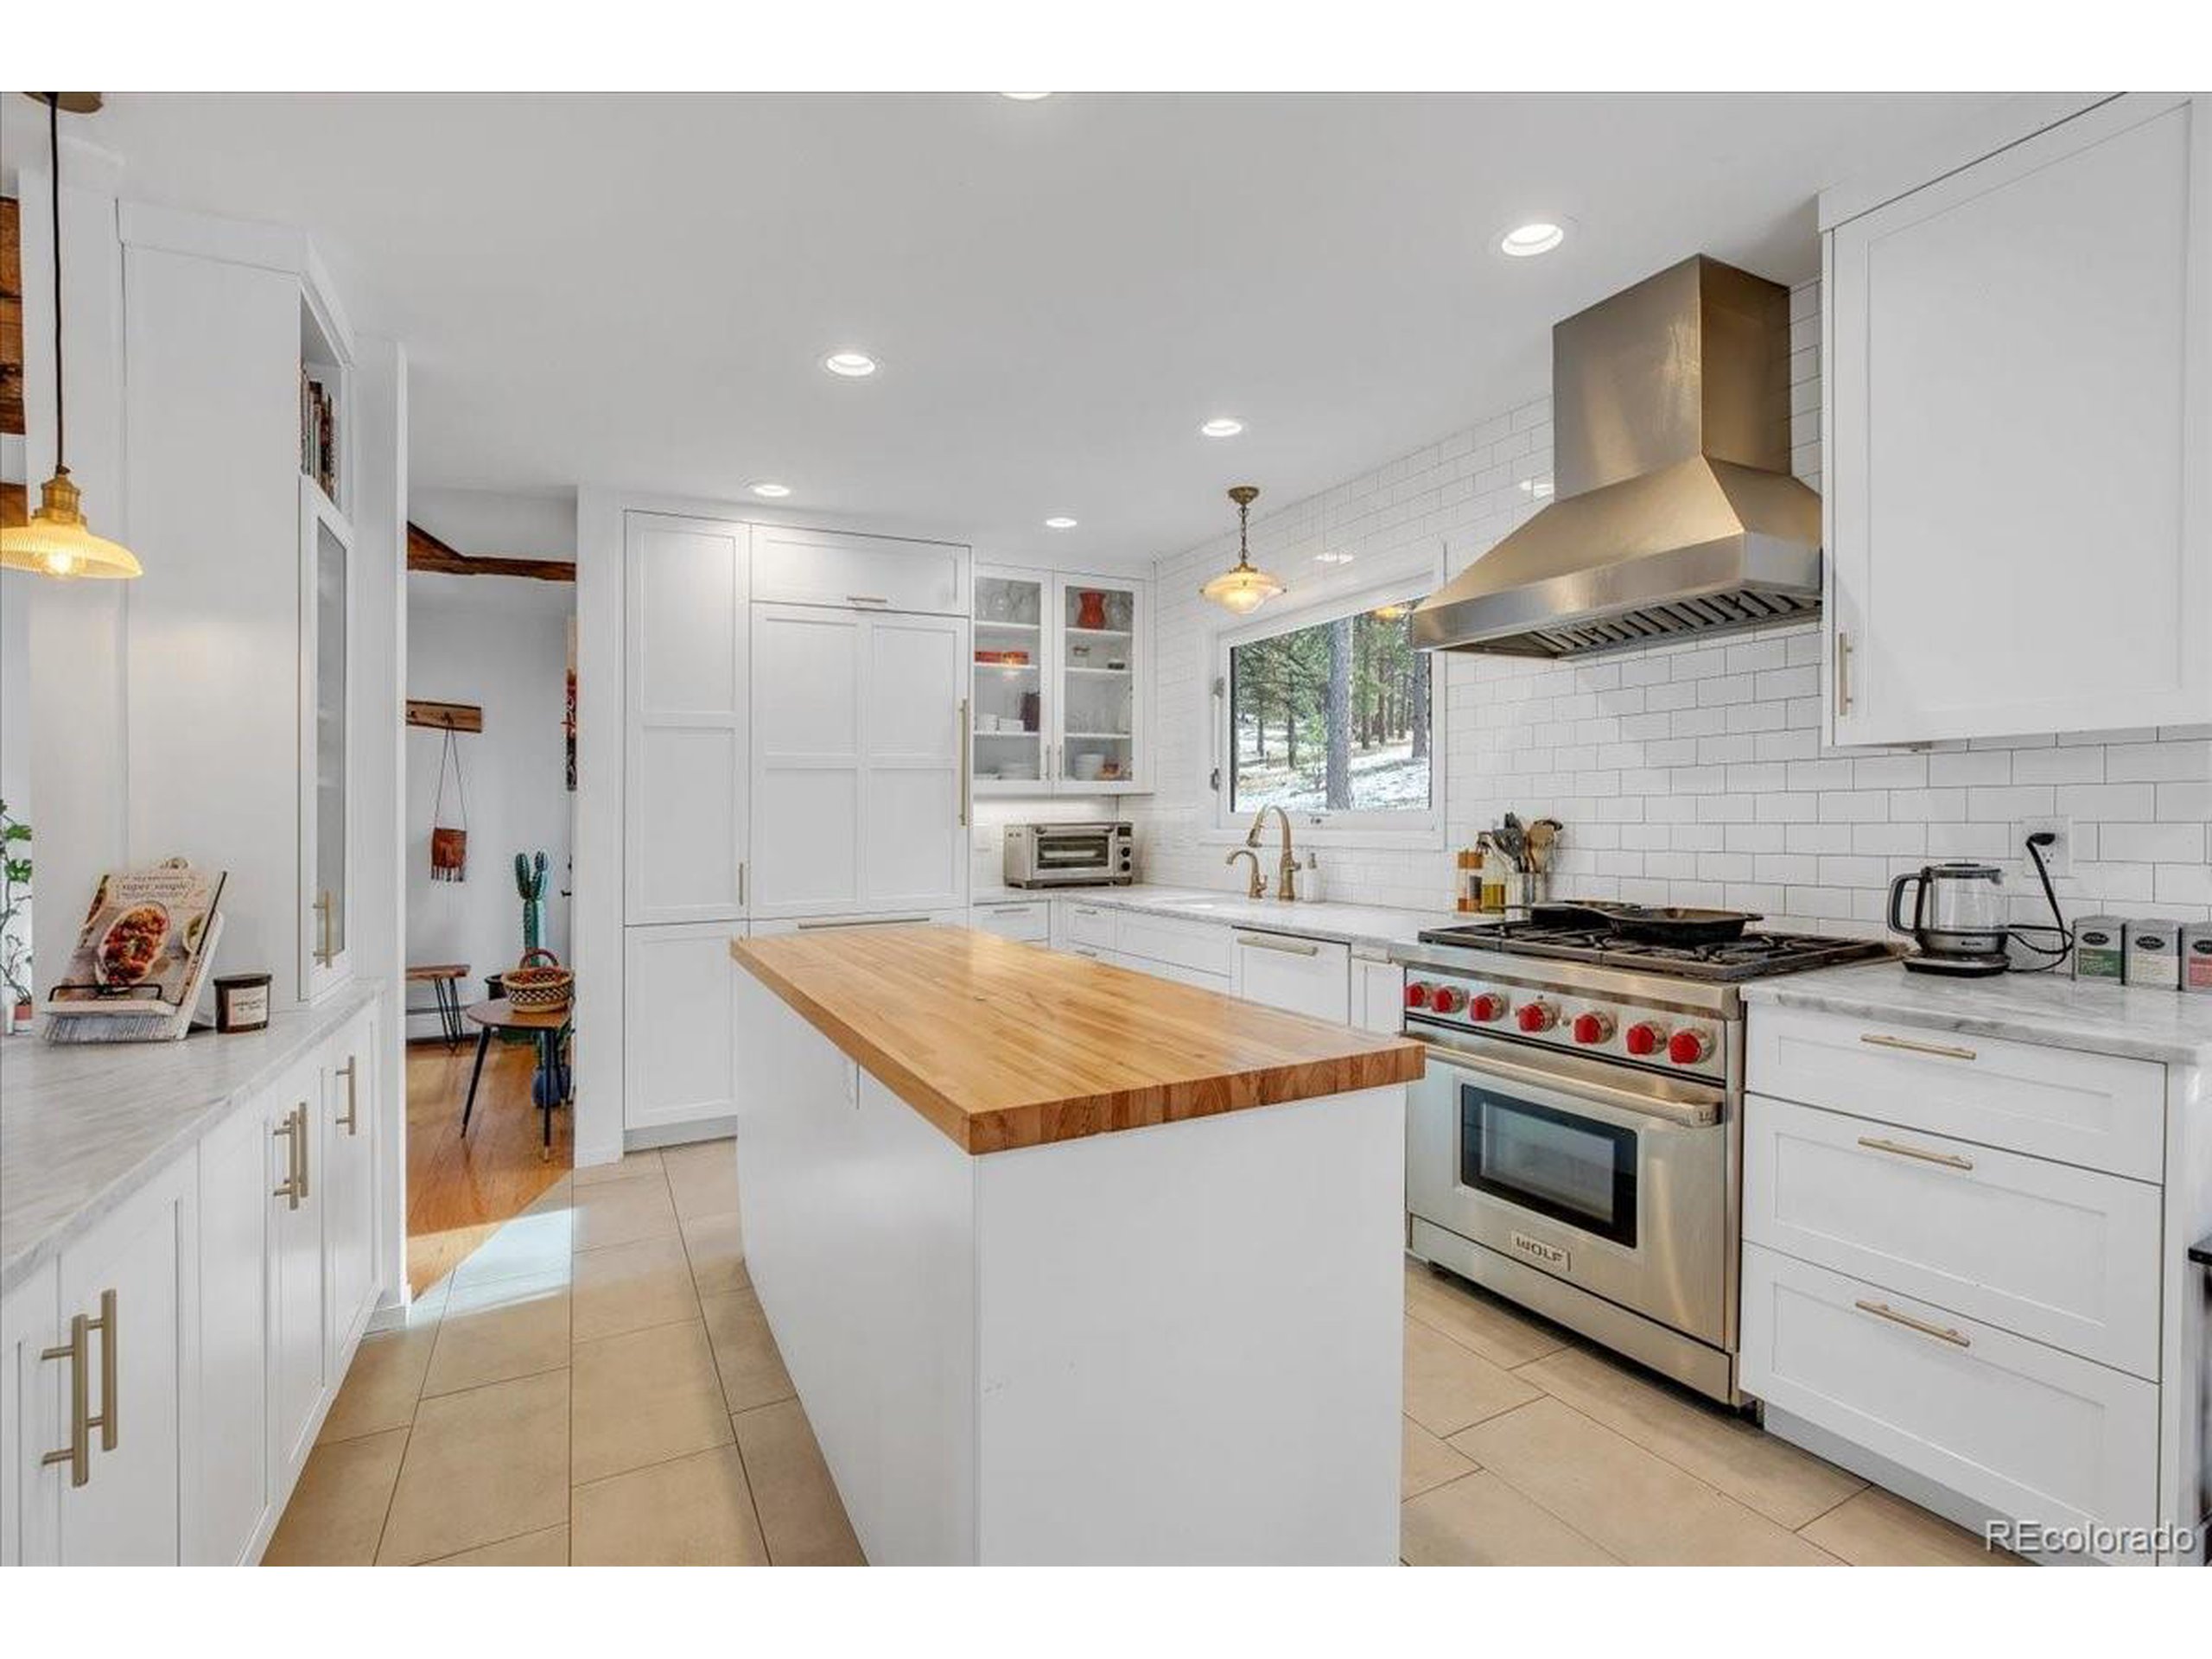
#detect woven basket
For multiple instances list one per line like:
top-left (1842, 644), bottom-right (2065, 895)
top-left (505, 947), bottom-right (573, 1013)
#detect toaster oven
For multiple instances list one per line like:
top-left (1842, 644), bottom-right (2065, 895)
top-left (1003, 822), bottom-right (1135, 887)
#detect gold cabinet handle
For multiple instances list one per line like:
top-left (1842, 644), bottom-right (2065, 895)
top-left (1236, 933), bottom-right (1321, 957)
top-left (313, 888), bottom-right (336, 966)
top-left (957, 697), bottom-right (971, 828)
top-left (40, 1313), bottom-right (92, 1488)
top-left (1859, 1032), bottom-right (1978, 1062)
top-left (294, 1102), bottom-right (311, 1200)
top-left (846, 594), bottom-right (889, 606)
top-left (1854, 1298), bottom-right (1970, 1349)
top-left (336, 1056), bottom-right (359, 1135)
top-left (91, 1288), bottom-right (117, 1453)
top-left (273, 1109), bottom-right (302, 1209)
top-left (1857, 1135), bottom-right (1974, 1171)
top-left (1834, 630), bottom-right (1853, 716)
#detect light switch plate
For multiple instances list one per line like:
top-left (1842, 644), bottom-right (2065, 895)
top-left (2018, 816), bottom-right (2072, 877)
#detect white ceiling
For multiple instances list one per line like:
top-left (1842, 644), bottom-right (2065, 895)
top-left (21, 92), bottom-right (2005, 567)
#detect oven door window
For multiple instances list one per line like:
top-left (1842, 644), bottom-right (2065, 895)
top-left (1036, 834), bottom-right (1111, 868)
top-left (1459, 1083), bottom-right (1638, 1248)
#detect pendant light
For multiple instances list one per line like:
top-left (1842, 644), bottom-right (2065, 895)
top-left (1199, 485), bottom-right (1283, 615)
top-left (1, 93), bottom-right (141, 582)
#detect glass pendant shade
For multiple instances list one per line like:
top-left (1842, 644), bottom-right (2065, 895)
top-left (1201, 484), bottom-right (1282, 615)
top-left (1200, 563), bottom-right (1284, 614)
top-left (7, 92), bottom-right (140, 581)
top-left (2, 467), bottom-right (143, 579)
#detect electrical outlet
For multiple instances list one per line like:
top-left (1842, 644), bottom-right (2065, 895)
top-left (2018, 816), bottom-right (2072, 877)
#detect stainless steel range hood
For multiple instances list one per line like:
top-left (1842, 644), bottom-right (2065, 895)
top-left (1414, 256), bottom-right (1821, 658)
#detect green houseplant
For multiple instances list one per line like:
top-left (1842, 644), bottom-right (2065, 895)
top-left (0, 800), bottom-right (32, 1032)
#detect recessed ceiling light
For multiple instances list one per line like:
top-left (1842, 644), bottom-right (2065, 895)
top-left (1499, 221), bottom-right (1567, 258)
top-left (750, 482), bottom-right (791, 499)
top-left (1200, 417), bottom-right (1245, 438)
top-left (822, 351), bottom-right (878, 378)
top-left (1001, 92), bottom-right (1052, 101)
top-left (1315, 550), bottom-right (1355, 564)
top-left (1044, 517), bottom-right (1078, 530)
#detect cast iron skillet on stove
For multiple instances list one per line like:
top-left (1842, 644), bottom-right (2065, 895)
top-left (1530, 900), bottom-right (1763, 946)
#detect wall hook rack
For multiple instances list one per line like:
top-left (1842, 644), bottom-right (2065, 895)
top-left (405, 699), bottom-right (483, 734)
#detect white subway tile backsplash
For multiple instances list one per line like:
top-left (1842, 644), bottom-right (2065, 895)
top-left (1134, 276), bottom-right (2212, 932)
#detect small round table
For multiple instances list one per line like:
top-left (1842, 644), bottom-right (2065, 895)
top-left (460, 997), bottom-right (572, 1159)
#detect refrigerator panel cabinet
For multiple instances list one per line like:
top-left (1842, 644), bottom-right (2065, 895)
top-left (624, 514), bottom-right (751, 924)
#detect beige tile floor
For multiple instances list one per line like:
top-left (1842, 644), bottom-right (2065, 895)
top-left (265, 1139), bottom-right (862, 1566)
top-left (268, 1138), bottom-right (2018, 1567)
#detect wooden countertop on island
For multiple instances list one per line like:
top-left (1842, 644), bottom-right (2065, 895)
top-left (731, 926), bottom-right (1425, 1154)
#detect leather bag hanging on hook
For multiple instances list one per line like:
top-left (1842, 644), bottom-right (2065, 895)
top-left (430, 727), bottom-right (470, 880)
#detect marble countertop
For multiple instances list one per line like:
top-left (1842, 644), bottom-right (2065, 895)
top-left (0, 984), bottom-right (378, 1296)
top-left (970, 884), bottom-right (1456, 953)
top-left (1740, 960), bottom-right (2212, 1067)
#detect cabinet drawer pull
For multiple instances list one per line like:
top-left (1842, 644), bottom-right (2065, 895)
top-left (40, 1314), bottom-right (89, 1485)
top-left (273, 1109), bottom-right (302, 1209)
top-left (846, 594), bottom-right (889, 606)
top-left (1070, 906), bottom-right (1102, 917)
top-left (90, 1288), bottom-right (118, 1452)
top-left (794, 915), bottom-right (929, 930)
top-left (313, 888), bottom-right (337, 967)
top-left (1834, 630), bottom-right (1853, 716)
top-left (1237, 933), bottom-right (1321, 957)
top-left (1856, 1135), bottom-right (1974, 1171)
top-left (294, 1103), bottom-right (311, 1200)
top-left (336, 1056), bottom-right (359, 1135)
top-left (1853, 1298), bottom-right (1971, 1349)
top-left (1859, 1032), bottom-right (1977, 1062)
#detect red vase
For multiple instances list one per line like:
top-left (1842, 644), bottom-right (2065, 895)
top-left (1076, 590), bottom-right (1108, 631)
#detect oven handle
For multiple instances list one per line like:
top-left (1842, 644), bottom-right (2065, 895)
top-left (1417, 1039), bottom-right (1722, 1130)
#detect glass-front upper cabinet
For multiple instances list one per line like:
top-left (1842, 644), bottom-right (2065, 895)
top-left (970, 566), bottom-right (1148, 797)
top-left (1056, 575), bottom-right (1143, 792)
top-left (972, 570), bottom-right (1048, 792)
top-left (301, 477), bottom-right (354, 999)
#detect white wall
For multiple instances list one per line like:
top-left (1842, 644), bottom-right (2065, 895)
top-left (1141, 278), bottom-right (2212, 936)
top-left (404, 570), bottom-right (575, 1034)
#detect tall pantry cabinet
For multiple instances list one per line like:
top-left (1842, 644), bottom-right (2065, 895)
top-left (1823, 92), bottom-right (2211, 746)
top-left (118, 203), bottom-right (366, 1008)
top-left (620, 515), bottom-right (973, 1136)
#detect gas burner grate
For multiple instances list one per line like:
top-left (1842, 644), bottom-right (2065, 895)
top-left (1414, 921), bottom-right (1895, 982)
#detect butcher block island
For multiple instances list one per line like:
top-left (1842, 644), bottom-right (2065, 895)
top-left (729, 925), bottom-right (1425, 1564)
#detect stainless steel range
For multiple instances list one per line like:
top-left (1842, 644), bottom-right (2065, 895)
top-left (1393, 919), bottom-right (1891, 1403)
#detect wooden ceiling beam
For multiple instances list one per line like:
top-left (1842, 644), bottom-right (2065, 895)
top-left (407, 519), bottom-right (575, 582)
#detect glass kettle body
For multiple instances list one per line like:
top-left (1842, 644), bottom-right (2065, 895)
top-left (1887, 861), bottom-right (2009, 957)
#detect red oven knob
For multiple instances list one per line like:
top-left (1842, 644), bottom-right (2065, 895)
top-left (1431, 986), bottom-right (1466, 1015)
top-left (1624, 1021), bottom-right (1667, 1058)
top-left (1469, 991), bottom-right (1508, 1024)
top-left (1668, 1027), bottom-right (1715, 1066)
top-left (1570, 1011), bottom-right (1615, 1046)
top-left (1405, 981), bottom-right (1433, 1010)
top-left (1515, 1000), bottom-right (1559, 1033)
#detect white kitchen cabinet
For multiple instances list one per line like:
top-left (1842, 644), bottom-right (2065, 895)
top-left (1, 1259), bottom-right (61, 1566)
top-left (1231, 930), bottom-right (1352, 1024)
top-left (50, 1158), bottom-right (194, 1566)
top-left (970, 899), bottom-right (1051, 944)
top-left (1742, 1244), bottom-right (2159, 1554)
top-left (120, 208), bottom-right (379, 1010)
top-left (192, 1100), bottom-right (273, 1565)
top-left (1055, 899), bottom-right (1119, 954)
top-left (1745, 1093), bottom-right (2162, 1377)
top-left (1352, 956), bottom-right (1406, 1035)
top-left (751, 523), bottom-right (967, 617)
top-left (971, 566), bottom-right (1150, 798)
top-left (1824, 92), bottom-right (2212, 746)
top-left (625, 513), bottom-right (751, 924)
top-left (265, 1055), bottom-right (327, 1482)
top-left (751, 604), bottom-right (969, 921)
top-left (624, 921), bottom-right (741, 1132)
top-left (300, 479), bottom-right (356, 999)
top-left (322, 1010), bottom-right (379, 1360)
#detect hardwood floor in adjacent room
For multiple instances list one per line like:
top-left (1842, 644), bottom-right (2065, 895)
top-left (404, 1038), bottom-right (573, 1296)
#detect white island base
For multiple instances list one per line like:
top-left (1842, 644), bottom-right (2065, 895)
top-left (732, 969), bottom-right (1407, 1565)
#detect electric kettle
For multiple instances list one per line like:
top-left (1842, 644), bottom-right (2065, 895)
top-left (1887, 861), bottom-right (2009, 975)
